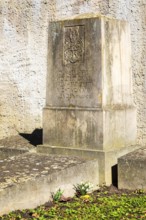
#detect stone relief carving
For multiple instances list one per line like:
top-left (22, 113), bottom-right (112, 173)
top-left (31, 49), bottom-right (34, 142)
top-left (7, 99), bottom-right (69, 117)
top-left (63, 25), bottom-right (85, 65)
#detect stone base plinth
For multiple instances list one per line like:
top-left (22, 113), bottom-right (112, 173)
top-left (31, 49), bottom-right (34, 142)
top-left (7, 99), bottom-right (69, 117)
top-left (43, 107), bottom-right (136, 152)
top-left (37, 144), bottom-right (140, 185)
top-left (42, 106), bottom-right (137, 185)
top-left (118, 147), bottom-right (146, 190)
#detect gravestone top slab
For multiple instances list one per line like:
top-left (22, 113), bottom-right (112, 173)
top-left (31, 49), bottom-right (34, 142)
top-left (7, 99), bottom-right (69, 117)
top-left (0, 152), bottom-right (87, 190)
top-left (0, 152), bottom-right (99, 215)
top-left (53, 13), bottom-right (125, 22)
top-left (118, 147), bottom-right (146, 190)
top-left (119, 147), bottom-right (146, 161)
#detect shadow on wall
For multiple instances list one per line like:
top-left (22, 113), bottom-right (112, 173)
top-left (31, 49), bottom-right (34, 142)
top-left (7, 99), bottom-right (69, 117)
top-left (19, 129), bottom-right (42, 146)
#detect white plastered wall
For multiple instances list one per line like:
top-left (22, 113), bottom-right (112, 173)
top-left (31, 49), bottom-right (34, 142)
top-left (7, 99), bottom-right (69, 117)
top-left (0, 0), bottom-right (145, 145)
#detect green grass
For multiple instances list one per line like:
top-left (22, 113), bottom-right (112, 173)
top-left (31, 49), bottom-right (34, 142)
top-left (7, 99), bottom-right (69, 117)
top-left (1, 188), bottom-right (146, 220)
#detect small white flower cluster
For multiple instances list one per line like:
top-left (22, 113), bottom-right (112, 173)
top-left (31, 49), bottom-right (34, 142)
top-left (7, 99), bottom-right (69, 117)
top-left (74, 182), bottom-right (94, 195)
top-left (84, 182), bottom-right (93, 192)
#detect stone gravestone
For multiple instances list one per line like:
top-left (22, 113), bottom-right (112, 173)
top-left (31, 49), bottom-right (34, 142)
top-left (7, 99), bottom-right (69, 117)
top-left (39, 15), bottom-right (138, 185)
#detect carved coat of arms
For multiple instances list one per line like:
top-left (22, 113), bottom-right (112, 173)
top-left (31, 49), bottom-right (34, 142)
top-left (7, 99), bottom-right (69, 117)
top-left (63, 26), bottom-right (85, 65)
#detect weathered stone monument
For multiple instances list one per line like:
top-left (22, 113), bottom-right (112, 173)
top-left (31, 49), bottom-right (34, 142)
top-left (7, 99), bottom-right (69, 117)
top-left (38, 15), bottom-right (138, 185)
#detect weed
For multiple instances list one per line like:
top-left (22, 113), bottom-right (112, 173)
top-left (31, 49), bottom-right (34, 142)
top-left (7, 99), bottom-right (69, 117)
top-left (135, 189), bottom-right (145, 194)
top-left (51, 188), bottom-right (64, 202)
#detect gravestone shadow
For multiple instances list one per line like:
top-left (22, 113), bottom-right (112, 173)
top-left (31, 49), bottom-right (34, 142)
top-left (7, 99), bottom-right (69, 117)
top-left (112, 164), bottom-right (118, 188)
top-left (19, 129), bottom-right (42, 146)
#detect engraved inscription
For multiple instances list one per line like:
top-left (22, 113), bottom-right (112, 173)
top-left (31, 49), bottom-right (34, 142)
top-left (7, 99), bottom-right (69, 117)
top-left (55, 68), bottom-right (93, 102)
top-left (63, 26), bottom-right (85, 65)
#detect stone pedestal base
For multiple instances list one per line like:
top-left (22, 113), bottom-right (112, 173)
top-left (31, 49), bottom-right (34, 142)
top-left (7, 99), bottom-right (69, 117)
top-left (39, 106), bottom-right (137, 185)
top-left (37, 144), bottom-right (140, 185)
top-left (43, 107), bottom-right (136, 151)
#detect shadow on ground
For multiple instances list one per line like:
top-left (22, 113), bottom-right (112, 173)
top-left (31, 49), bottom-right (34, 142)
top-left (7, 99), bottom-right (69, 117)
top-left (19, 129), bottom-right (42, 146)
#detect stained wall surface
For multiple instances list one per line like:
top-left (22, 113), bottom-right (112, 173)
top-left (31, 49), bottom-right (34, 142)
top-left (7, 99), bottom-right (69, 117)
top-left (0, 0), bottom-right (145, 145)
